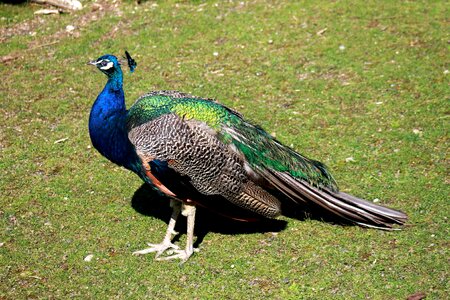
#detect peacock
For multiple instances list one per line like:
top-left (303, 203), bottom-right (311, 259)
top-left (88, 52), bottom-right (407, 262)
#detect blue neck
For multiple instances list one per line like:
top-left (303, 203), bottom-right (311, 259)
top-left (89, 69), bottom-right (139, 171)
top-left (105, 71), bottom-right (123, 92)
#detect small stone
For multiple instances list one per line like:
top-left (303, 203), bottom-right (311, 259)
top-left (84, 254), bottom-right (94, 262)
top-left (412, 128), bottom-right (423, 136)
top-left (66, 25), bottom-right (75, 33)
top-left (345, 157), bottom-right (355, 163)
top-left (373, 198), bottom-right (380, 203)
top-left (339, 45), bottom-right (345, 51)
top-left (213, 52), bottom-right (219, 57)
top-left (91, 3), bottom-right (102, 11)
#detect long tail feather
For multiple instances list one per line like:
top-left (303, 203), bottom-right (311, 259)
top-left (260, 169), bottom-right (407, 230)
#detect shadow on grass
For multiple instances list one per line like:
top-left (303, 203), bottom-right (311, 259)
top-left (131, 183), bottom-right (350, 248)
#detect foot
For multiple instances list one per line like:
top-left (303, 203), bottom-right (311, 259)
top-left (156, 248), bottom-right (199, 263)
top-left (132, 241), bottom-right (179, 258)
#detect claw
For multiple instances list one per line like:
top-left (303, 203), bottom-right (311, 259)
top-left (132, 242), bottom-right (179, 257)
top-left (155, 248), bottom-right (198, 263)
top-left (132, 201), bottom-right (198, 262)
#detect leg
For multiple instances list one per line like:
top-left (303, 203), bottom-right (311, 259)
top-left (184, 203), bottom-right (196, 256)
top-left (132, 199), bottom-right (181, 257)
top-left (157, 202), bottom-right (198, 262)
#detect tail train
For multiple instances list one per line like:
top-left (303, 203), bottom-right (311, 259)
top-left (261, 169), bottom-right (408, 230)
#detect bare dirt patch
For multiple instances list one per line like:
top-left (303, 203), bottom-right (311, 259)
top-left (1, 0), bottom-right (120, 63)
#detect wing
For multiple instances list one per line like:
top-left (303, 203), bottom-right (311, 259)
top-left (126, 91), bottom-right (338, 192)
top-left (126, 92), bottom-right (282, 218)
top-left (220, 118), bottom-right (338, 192)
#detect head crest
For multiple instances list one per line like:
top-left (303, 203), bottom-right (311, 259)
top-left (124, 51), bottom-right (137, 73)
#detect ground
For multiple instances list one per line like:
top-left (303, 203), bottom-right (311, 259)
top-left (1, 0), bottom-right (448, 299)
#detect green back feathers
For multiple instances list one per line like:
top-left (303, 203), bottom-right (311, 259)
top-left (127, 93), bottom-right (235, 130)
top-left (126, 92), bottom-right (337, 191)
top-left (172, 100), bottom-right (230, 129)
top-left (127, 95), bottom-right (172, 127)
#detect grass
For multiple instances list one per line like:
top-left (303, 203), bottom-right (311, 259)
top-left (1, 0), bottom-right (448, 299)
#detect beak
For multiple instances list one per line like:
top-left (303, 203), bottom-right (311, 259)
top-left (87, 60), bottom-right (97, 66)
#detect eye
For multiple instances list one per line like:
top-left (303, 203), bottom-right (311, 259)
top-left (98, 59), bottom-right (114, 70)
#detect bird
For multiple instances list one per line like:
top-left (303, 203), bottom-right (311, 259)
top-left (88, 52), bottom-right (407, 262)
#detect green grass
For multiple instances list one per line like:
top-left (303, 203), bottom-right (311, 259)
top-left (1, 0), bottom-right (448, 299)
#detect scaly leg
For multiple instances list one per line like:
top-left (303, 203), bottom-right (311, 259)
top-left (157, 202), bottom-right (198, 262)
top-left (132, 199), bottom-right (181, 257)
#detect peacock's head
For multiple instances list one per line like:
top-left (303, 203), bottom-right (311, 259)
top-left (88, 52), bottom-right (136, 77)
top-left (88, 54), bottom-right (122, 77)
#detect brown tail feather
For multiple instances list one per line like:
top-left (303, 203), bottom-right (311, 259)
top-left (259, 169), bottom-right (407, 230)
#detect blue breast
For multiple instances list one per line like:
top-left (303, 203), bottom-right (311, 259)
top-left (89, 78), bottom-right (140, 172)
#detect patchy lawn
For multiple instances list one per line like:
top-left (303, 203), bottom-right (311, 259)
top-left (1, 0), bottom-right (448, 299)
